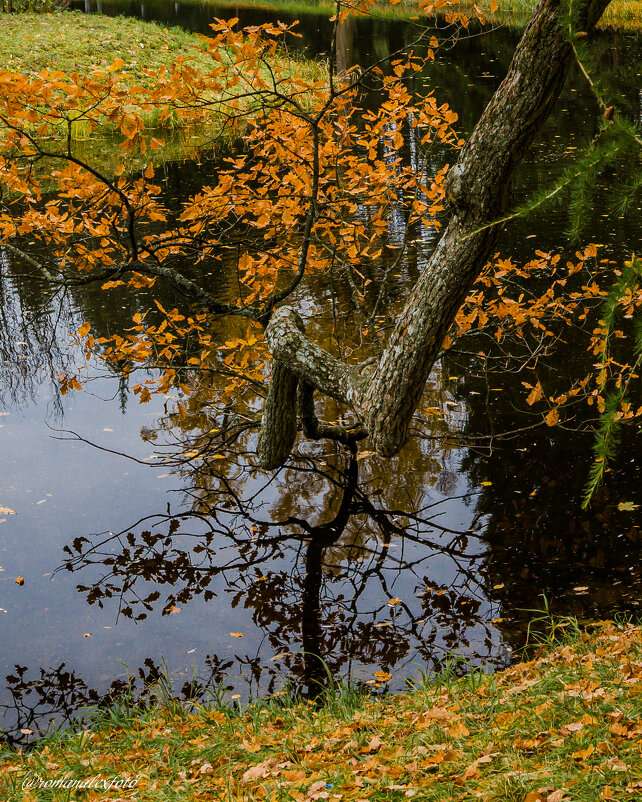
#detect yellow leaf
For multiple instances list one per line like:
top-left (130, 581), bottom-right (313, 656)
top-left (15, 576), bottom-right (24, 586)
top-left (109, 58), bottom-right (125, 72)
top-left (545, 407), bottom-right (559, 426)
top-left (617, 501), bottom-right (639, 511)
top-left (229, 632), bottom-right (245, 637)
top-left (77, 322), bottom-right (91, 337)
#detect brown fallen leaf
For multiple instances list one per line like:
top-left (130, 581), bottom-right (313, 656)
top-left (242, 758), bottom-right (277, 782)
top-left (416, 706), bottom-right (451, 724)
top-left (571, 743), bottom-right (595, 760)
top-left (447, 720), bottom-right (470, 738)
top-left (364, 735), bottom-right (383, 753)
top-left (307, 780), bottom-right (329, 799)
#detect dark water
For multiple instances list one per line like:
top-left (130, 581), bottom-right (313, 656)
top-left (1, 3), bottom-right (641, 745)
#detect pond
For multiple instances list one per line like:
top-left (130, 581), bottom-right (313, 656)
top-left (1, 2), bottom-right (641, 745)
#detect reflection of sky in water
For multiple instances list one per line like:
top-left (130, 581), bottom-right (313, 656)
top-left (1, 4), bottom-right (642, 743)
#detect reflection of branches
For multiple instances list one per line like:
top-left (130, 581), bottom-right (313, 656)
top-left (56, 441), bottom-right (502, 703)
top-left (0, 247), bottom-right (77, 410)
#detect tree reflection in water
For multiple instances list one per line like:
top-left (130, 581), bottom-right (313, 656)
top-left (2, 420), bottom-right (503, 746)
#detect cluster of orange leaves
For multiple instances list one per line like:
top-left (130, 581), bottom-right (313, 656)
top-left (446, 244), bottom-right (642, 427)
top-left (4, 22), bottom-right (463, 405)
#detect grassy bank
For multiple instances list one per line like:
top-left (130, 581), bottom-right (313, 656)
top-left (201, 0), bottom-right (642, 30)
top-left (0, 12), bottom-right (218, 79)
top-left (1, 620), bottom-right (640, 800)
top-left (0, 11), bottom-right (324, 83)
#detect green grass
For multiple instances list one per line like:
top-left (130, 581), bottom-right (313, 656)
top-left (0, 11), bottom-right (216, 79)
top-left (1, 619), bottom-right (640, 800)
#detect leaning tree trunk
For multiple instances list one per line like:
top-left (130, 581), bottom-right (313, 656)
top-left (258, 0), bottom-right (613, 468)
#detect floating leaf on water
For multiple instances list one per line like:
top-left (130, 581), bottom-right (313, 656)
top-left (373, 670), bottom-right (392, 682)
top-left (15, 577), bottom-right (24, 586)
top-left (387, 597), bottom-right (402, 606)
top-left (229, 632), bottom-right (245, 637)
top-left (617, 501), bottom-right (639, 511)
top-left (0, 506), bottom-right (17, 515)
top-left (356, 450), bottom-right (375, 460)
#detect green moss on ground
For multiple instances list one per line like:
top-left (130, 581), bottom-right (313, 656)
top-left (1, 620), bottom-right (641, 800)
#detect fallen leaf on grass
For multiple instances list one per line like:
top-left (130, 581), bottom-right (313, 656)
top-left (363, 735), bottom-right (383, 754)
top-left (447, 720), bottom-right (470, 738)
top-left (571, 743), bottom-right (594, 760)
top-left (242, 758), bottom-right (277, 781)
top-left (415, 706), bottom-right (451, 724)
top-left (307, 780), bottom-right (330, 799)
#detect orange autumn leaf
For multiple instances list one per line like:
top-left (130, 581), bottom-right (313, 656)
top-left (526, 381), bottom-right (544, 406)
top-left (447, 720), bottom-right (470, 738)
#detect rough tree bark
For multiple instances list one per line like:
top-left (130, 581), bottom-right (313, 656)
top-left (258, 0), bottom-right (613, 468)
